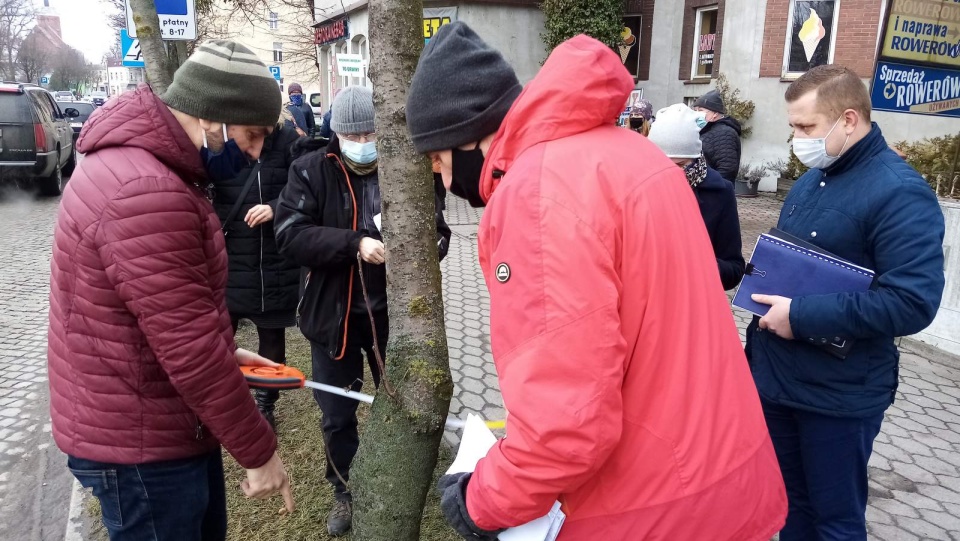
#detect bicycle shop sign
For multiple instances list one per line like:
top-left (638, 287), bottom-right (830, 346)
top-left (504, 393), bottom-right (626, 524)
top-left (315, 17), bottom-right (349, 46)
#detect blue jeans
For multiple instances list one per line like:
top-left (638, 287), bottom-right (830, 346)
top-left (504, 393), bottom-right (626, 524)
top-left (68, 451), bottom-right (227, 541)
top-left (762, 400), bottom-right (884, 541)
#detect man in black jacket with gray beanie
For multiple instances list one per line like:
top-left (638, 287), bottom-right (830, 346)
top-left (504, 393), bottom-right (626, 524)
top-left (693, 89), bottom-right (743, 183)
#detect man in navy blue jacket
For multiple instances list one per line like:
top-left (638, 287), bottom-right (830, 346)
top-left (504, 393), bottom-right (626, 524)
top-left (747, 65), bottom-right (944, 540)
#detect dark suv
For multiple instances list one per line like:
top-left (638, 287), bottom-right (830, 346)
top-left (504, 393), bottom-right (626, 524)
top-left (0, 83), bottom-right (78, 196)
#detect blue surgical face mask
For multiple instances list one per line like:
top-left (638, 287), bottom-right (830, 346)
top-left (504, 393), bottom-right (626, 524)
top-left (341, 139), bottom-right (378, 164)
top-left (290, 94), bottom-right (304, 107)
top-left (201, 123), bottom-right (249, 183)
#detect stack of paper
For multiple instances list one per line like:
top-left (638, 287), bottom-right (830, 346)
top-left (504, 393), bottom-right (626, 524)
top-left (446, 414), bottom-right (565, 541)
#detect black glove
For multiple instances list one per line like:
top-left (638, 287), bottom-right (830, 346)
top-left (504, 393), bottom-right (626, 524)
top-left (438, 472), bottom-right (504, 540)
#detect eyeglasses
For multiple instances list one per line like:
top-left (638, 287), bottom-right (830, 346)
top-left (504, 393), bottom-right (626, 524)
top-left (341, 133), bottom-right (376, 143)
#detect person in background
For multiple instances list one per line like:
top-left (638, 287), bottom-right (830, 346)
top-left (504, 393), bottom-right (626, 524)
top-left (406, 22), bottom-right (785, 541)
top-left (288, 83), bottom-right (316, 136)
top-left (274, 86), bottom-right (451, 536)
top-left (748, 64), bottom-right (945, 541)
top-left (319, 107), bottom-right (334, 139)
top-left (648, 103), bottom-right (745, 290)
top-left (693, 89), bottom-right (742, 183)
top-left (627, 98), bottom-right (653, 136)
top-left (48, 40), bottom-right (294, 540)
top-left (283, 87), bottom-right (309, 137)
top-left (211, 114), bottom-right (302, 432)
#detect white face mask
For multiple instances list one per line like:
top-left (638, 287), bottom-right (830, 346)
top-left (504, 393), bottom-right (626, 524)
top-left (792, 116), bottom-right (850, 170)
top-left (341, 139), bottom-right (378, 165)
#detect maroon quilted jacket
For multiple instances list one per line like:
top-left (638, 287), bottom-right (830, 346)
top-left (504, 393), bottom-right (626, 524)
top-left (48, 86), bottom-right (276, 468)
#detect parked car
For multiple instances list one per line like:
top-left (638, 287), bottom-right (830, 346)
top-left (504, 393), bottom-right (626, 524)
top-left (309, 93), bottom-right (323, 124)
top-left (56, 100), bottom-right (95, 139)
top-left (0, 83), bottom-right (79, 196)
top-left (55, 91), bottom-right (75, 101)
top-left (90, 91), bottom-right (108, 107)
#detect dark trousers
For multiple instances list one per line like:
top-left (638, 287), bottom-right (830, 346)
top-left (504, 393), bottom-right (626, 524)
top-left (311, 310), bottom-right (387, 501)
top-left (762, 400), bottom-right (884, 541)
top-left (232, 320), bottom-right (286, 409)
top-left (68, 451), bottom-right (226, 541)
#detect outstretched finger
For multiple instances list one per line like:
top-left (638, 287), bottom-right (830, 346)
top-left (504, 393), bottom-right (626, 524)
top-left (281, 476), bottom-right (295, 514)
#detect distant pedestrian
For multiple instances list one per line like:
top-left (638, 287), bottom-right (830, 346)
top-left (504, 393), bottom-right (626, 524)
top-left (693, 89), bottom-right (742, 182)
top-left (748, 64), bottom-right (945, 541)
top-left (48, 40), bottom-right (294, 541)
top-left (275, 86), bottom-right (450, 536)
top-left (211, 115), bottom-right (302, 432)
top-left (627, 98), bottom-right (653, 136)
top-left (648, 103), bottom-right (745, 290)
top-left (288, 83), bottom-right (316, 136)
top-left (407, 22), bottom-right (785, 541)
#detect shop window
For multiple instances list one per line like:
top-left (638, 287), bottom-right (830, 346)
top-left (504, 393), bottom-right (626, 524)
top-left (783, 0), bottom-right (838, 77)
top-left (692, 7), bottom-right (718, 79)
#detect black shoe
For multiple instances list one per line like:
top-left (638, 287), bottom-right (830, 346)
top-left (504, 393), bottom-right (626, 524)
top-left (327, 499), bottom-right (352, 537)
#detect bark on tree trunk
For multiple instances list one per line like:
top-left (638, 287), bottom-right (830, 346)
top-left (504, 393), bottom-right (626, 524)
top-left (351, 0), bottom-right (454, 539)
top-left (128, 0), bottom-right (173, 94)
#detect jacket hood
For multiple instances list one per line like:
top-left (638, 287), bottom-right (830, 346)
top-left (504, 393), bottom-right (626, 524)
top-left (703, 115), bottom-right (742, 136)
top-left (697, 166), bottom-right (730, 192)
top-left (77, 84), bottom-right (205, 186)
top-left (481, 34), bottom-right (634, 201)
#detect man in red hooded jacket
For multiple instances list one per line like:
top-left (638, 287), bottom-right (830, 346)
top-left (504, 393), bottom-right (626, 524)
top-left (48, 41), bottom-right (293, 540)
top-left (406, 23), bottom-right (787, 540)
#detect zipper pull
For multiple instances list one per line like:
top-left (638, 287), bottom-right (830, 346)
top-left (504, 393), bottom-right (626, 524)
top-left (789, 204), bottom-right (797, 216)
top-left (195, 416), bottom-right (204, 440)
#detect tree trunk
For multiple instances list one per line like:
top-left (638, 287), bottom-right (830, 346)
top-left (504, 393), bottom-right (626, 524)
top-left (128, 0), bottom-right (173, 94)
top-left (351, 0), bottom-right (453, 539)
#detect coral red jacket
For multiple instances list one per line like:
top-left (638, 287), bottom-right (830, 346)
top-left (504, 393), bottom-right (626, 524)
top-left (466, 36), bottom-right (787, 540)
top-left (48, 86), bottom-right (276, 469)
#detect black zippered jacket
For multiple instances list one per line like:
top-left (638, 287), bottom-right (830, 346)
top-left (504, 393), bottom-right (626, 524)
top-left (275, 136), bottom-right (451, 357)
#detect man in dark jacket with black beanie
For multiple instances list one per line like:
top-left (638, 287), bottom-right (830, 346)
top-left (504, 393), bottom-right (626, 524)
top-left (274, 86), bottom-right (450, 537)
top-left (693, 89), bottom-right (742, 183)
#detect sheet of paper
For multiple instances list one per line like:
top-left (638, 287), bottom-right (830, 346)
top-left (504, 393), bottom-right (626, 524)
top-left (373, 213), bottom-right (381, 232)
top-left (499, 501), bottom-right (565, 541)
top-left (446, 414), bottom-right (497, 475)
top-left (446, 415), bottom-right (565, 541)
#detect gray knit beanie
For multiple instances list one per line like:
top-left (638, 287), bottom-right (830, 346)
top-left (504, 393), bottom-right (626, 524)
top-left (331, 86), bottom-right (375, 134)
top-left (160, 40), bottom-right (281, 127)
top-left (692, 89), bottom-right (726, 115)
top-left (648, 104), bottom-right (704, 159)
top-left (406, 22), bottom-right (522, 154)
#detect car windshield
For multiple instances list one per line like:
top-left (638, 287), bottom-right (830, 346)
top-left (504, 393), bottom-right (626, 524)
top-left (58, 101), bottom-right (95, 121)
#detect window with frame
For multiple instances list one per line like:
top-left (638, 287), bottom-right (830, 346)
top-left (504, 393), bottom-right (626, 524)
top-left (783, 0), bottom-right (838, 77)
top-left (273, 42), bottom-right (283, 63)
top-left (269, 11), bottom-right (279, 30)
top-left (692, 7), bottom-right (718, 79)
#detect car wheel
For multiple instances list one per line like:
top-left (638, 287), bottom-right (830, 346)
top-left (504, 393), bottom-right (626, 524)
top-left (38, 161), bottom-right (63, 197)
top-left (62, 145), bottom-right (77, 177)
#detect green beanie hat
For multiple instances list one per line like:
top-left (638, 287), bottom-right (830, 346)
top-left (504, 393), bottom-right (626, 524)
top-left (160, 40), bottom-right (281, 127)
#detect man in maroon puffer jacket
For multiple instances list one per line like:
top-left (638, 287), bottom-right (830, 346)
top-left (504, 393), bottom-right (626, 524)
top-left (48, 41), bottom-right (294, 540)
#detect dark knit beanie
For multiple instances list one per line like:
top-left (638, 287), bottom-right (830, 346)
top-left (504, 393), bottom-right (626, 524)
top-left (693, 89), bottom-right (726, 115)
top-left (160, 40), bottom-right (281, 127)
top-left (407, 22), bottom-right (522, 154)
top-left (288, 83), bottom-right (303, 94)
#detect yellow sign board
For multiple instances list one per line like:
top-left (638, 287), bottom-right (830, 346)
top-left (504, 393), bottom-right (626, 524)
top-left (882, 0), bottom-right (960, 67)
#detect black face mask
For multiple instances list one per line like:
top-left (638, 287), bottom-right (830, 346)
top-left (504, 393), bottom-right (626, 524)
top-left (450, 146), bottom-right (487, 208)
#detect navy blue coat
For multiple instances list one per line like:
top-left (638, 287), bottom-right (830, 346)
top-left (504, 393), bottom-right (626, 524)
top-left (693, 167), bottom-right (745, 290)
top-left (745, 124), bottom-right (945, 417)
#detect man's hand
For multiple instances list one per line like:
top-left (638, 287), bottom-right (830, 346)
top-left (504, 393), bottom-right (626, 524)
top-left (245, 205), bottom-right (274, 227)
top-left (242, 451), bottom-right (295, 514)
top-left (359, 237), bottom-right (385, 265)
top-left (752, 294), bottom-right (794, 340)
top-left (438, 473), bottom-right (502, 540)
top-left (235, 348), bottom-right (281, 367)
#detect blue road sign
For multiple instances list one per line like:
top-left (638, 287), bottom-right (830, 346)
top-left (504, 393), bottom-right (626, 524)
top-left (40, 76), bottom-right (49, 85)
top-left (121, 30), bottom-right (144, 68)
top-left (269, 66), bottom-right (281, 81)
top-left (156, 0), bottom-right (188, 15)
